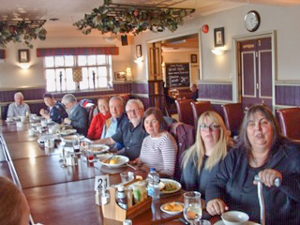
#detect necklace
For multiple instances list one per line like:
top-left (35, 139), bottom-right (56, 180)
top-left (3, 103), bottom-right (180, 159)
top-left (250, 152), bottom-right (269, 167)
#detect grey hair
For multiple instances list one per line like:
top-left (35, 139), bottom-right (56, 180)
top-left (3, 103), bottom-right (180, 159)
top-left (237, 104), bottom-right (280, 152)
top-left (126, 99), bottom-right (144, 110)
top-left (62, 94), bottom-right (77, 104)
top-left (109, 96), bottom-right (125, 107)
top-left (14, 92), bottom-right (24, 99)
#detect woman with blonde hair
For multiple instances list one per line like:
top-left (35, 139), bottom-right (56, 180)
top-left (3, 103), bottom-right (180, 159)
top-left (180, 111), bottom-right (232, 197)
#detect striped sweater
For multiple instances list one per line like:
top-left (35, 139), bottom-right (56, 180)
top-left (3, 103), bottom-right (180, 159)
top-left (139, 132), bottom-right (178, 177)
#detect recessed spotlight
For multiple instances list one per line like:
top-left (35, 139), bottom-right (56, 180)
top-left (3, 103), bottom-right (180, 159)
top-left (49, 18), bottom-right (59, 21)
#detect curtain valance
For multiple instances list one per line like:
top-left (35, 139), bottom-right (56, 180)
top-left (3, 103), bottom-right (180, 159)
top-left (36, 47), bottom-right (119, 57)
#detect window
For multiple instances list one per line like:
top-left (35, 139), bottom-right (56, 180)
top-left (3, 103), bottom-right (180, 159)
top-left (44, 54), bottom-right (112, 92)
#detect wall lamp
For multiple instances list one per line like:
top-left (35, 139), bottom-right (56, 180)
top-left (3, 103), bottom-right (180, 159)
top-left (211, 48), bottom-right (226, 56)
top-left (134, 57), bottom-right (144, 64)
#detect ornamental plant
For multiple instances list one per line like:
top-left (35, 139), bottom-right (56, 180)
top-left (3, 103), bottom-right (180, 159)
top-left (74, 0), bottom-right (195, 35)
top-left (0, 20), bottom-right (47, 48)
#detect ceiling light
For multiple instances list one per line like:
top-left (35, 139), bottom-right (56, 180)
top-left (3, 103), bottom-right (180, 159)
top-left (74, 0), bottom-right (195, 35)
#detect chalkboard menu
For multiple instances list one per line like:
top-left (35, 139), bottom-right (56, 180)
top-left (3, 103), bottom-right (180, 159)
top-left (165, 63), bottom-right (190, 88)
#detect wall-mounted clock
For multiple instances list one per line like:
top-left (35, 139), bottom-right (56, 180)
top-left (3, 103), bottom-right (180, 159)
top-left (244, 10), bottom-right (260, 32)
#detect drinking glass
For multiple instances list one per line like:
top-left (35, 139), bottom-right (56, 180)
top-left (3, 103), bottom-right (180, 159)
top-left (72, 136), bottom-right (80, 153)
top-left (183, 191), bottom-right (202, 225)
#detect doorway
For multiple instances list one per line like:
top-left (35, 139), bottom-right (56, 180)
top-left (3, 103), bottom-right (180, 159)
top-left (237, 36), bottom-right (273, 110)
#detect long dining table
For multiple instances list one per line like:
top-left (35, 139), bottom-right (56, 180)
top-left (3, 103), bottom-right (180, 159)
top-left (0, 120), bottom-right (219, 225)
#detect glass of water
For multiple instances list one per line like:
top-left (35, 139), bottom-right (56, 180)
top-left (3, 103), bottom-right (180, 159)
top-left (183, 191), bottom-right (202, 225)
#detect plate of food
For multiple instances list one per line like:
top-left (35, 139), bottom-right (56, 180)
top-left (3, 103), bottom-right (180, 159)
top-left (160, 178), bottom-right (182, 194)
top-left (98, 155), bottom-right (129, 168)
top-left (160, 202), bottom-right (184, 214)
top-left (90, 144), bottom-right (110, 153)
top-left (60, 129), bottom-right (77, 136)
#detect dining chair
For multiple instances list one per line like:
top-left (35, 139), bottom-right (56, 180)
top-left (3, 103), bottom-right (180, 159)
top-left (175, 99), bottom-right (194, 126)
top-left (221, 103), bottom-right (244, 137)
top-left (169, 122), bottom-right (196, 181)
top-left (276, 107), bottom-right (300, 140)
top-left (190, 101), bottom-right (211, 128)
top-left (85, 103), bottom-right (98, 128)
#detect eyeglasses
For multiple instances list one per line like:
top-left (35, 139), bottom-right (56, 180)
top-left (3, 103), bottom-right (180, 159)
top-left (126, 108), bottom-right (141, 115)
top-left (200, 124), bottom-right (220, 131)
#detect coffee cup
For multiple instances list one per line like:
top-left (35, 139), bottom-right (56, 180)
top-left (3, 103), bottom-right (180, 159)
top-left (17, 121), bottom-right (23, 128)
top-left (29, 128), bottom-right (35, 136)
top-left (20, 116), bottom-right (26, 123)
top-left (41, 120), bottom-right (47, 127)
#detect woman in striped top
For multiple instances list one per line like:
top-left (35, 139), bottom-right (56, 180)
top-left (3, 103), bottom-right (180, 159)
top-left (134, 107), bottom-right (178, 178)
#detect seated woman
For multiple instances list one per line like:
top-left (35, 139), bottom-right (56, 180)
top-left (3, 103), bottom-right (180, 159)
top-left (0, 176), bottom-right (30, 225)
top-left (133, 107), bottom-right (178, 178)
top-left (206, 105), bottom-right (300, 224)
top-left (180, 111), bottom-right (231, 198)
top-left (40, 93), bottom-right (68, 123)
top-left (88, 97), bottom-right (111, 140)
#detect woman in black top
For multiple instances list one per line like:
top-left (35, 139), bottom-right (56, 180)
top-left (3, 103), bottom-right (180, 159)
top-left (180, 111), bottom-right (232, 198)
top-left (206, 105), bottom-right (300, 224)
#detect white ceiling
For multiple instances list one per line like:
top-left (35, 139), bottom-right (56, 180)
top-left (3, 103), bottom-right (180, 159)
top-left (0, 0), bottom-right (299, 37)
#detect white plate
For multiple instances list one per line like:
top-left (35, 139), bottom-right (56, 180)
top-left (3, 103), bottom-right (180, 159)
top-left (160, 178), bottom-right (182, 194)
top-left (60, 129), bottom-right (77, 135)
top-left (90, 144), bottom-right (110, 153)
top-left (98, 155), bottom-right (129, 168)
top-left (160, 202), bottom-right (184, 214)
top-left (214, 220), bottom-right (260, 225)
top-left (61, 134), bottom-right (84, 143)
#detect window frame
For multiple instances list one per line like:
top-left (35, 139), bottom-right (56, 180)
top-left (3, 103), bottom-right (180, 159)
top-left (44, 54), bottom-right (113, 93)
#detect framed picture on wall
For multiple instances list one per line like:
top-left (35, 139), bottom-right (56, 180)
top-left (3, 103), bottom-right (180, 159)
top-left (214, 27), bottom-right (225, 47)
top-left (136, 44), bottom-right (142, 58)
top-left (114, 71), bottom-right (126, 81)
top-left (191, 54), bottom-right (197, 63)
top-left (18, 49), bottom-right (30, 63)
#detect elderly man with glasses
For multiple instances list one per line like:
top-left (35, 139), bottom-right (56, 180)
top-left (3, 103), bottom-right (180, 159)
top-left (95, 99), bottom-right (148, 160)
top-left (62, 94), bottom-right (88, 136)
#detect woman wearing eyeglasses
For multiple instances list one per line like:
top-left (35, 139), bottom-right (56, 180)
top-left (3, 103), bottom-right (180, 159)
top-left (133, 107), bottom-right (178, 177)
top-left (180, 111), bottom-right (233, 197)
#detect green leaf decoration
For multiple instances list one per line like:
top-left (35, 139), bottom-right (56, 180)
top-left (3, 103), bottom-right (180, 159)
top-left (73, 1), bottom-right (194, 35)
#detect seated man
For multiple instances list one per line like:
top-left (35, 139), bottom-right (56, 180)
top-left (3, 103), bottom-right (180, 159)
top-left (95, 99), bottom-right (148, 160)
top-left (190, 83), bottom-right (199, 101)
top-left (101, 96), bottom-right (128, 139)
top-left (7, 92), bottom-right (30, 117)
top-left (62, 94), bottom-right (88, 136)
top-left (40, 93), bottom-right (68, 123)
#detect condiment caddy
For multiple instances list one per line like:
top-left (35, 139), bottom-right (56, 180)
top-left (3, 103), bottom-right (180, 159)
top-left (102, 176), bottom-right (152, 222)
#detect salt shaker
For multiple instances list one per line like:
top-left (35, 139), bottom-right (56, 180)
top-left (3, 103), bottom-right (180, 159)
top-left (95, 189), bottom-right (101, 206)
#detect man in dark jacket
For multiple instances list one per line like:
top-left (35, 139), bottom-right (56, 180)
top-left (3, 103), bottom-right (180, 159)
top-left (62, 94), bottom-right (88, 136)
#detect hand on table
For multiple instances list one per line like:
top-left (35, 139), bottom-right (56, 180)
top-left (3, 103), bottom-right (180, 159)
top-left (206, 198), bottom-right (229, 216)
top-left (254, 168), bottom-right (282, 187)
top-left (64, 118), bottom-right (71, 125)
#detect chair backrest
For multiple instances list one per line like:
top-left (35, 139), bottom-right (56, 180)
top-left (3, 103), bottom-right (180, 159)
top-left (169, 122), bottom-right (196, 181)
top-left (190, 101), bottom-right (211, 128)
top-left (276, 107), bottom-right (300, 140)
top-left (221, 103), bottom-right (244, 137)
top-left (175, 99), bottom-right (194, 126)
top-left (85, 103), bottom-right (98, 128)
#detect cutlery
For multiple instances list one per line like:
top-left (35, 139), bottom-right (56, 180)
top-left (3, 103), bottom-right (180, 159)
top-left (126, 163), bottom-right (136, 170)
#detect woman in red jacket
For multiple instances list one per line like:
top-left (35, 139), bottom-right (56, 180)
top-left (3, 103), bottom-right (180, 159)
top-left (88, 98), bottom-right (111, 140)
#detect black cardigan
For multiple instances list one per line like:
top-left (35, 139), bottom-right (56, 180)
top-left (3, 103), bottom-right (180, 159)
top-left (205, 137), bottom-right (300, 224)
